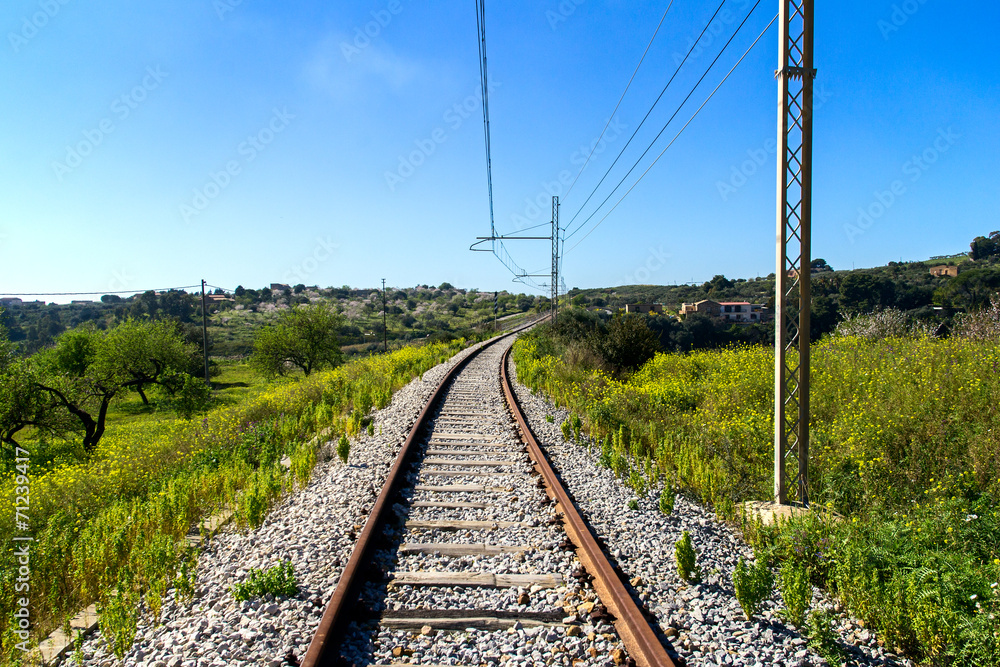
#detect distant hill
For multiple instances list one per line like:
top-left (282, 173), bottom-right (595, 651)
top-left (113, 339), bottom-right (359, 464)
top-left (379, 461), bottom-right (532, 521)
top-left (566, 244), bottom-right (1000, 340)
top-left (0, 284), bottom-right (546, 357)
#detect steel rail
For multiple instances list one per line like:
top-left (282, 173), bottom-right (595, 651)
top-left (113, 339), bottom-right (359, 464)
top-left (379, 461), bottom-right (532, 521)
top-left (301, 321), bottom-right (539, 666)
top-left (500, 344), bottom-right (677, 667)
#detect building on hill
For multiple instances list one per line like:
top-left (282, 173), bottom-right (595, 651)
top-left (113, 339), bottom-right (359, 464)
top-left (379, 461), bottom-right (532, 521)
top-left (270, 283), bottom-right (291, 292)
top-left (0, 297), bottom-right (23, 307)
top-left (929, 264), bottom-right (959, 277)
top-left (624, 303), bottom-right (664, 314)
top-left (205, 293), bottom-right (234, 304)
top-left (680, 299), bottom-right (721, 317)
top-left (681, 299), bottom-right (769, 323)
top-left (718, 302), bottom-right (767, 323)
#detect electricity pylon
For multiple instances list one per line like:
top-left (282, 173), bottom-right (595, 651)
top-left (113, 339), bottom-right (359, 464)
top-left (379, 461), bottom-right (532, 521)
top-left (774, 0), bottom-right (815, 506)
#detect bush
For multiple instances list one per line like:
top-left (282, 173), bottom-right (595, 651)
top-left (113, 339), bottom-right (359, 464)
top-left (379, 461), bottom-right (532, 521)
top-left (806, 608), bottom-right (845, 665)
top-left (675, 531), bottom-right (701, 583)
top-left (659, 486), bottom-right (675, 516)
top-left (230, 561), bottom-right (298, 601)
top-left (560, 418), bottom-right (572, 442)
top-left (732, 556), bottom-right (773, 620)
top-left (337, 433), bottom-right (350, 464)
top-left (173, 373), bottom-right (211, 419)
top-left (779, 561), bottom-right (811, 627)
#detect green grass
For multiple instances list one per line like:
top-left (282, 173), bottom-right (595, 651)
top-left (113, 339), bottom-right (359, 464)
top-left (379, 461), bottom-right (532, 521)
top-left (0, 339), bottom-right (469, 664)
top-left (513, 325), bottom-right (1000, 664)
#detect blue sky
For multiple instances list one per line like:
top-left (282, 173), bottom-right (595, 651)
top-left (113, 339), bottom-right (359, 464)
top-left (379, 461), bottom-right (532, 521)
top-left (1, 0), bottom-right (997, 302)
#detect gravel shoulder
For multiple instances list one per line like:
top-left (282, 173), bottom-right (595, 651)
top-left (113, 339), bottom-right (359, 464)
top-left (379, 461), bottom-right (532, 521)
top-left (65, 340), bottom-right (492, 667)
top-left (507, 352), bottom-right (915, 667)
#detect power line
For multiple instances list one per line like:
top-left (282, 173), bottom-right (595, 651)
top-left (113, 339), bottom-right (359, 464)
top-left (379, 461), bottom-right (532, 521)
top-left (475, 0), bottom-right (496, 237)
top-left (0, 285), bottom-right (203, 297)
top-left (565, 13), bottom-right (778, 256)
top-left (564, 0), bottom-right (765, 245)
top-left (563, 0), bottom-right (676, 203)
top-left (562, 0), bottom-right (729, 236)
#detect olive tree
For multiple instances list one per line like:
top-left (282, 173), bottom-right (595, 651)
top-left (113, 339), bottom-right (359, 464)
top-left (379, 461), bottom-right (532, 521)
top-left (35, 320), bottom-right (197, 452)
top-left (250, 304), bottom-right (344, 377)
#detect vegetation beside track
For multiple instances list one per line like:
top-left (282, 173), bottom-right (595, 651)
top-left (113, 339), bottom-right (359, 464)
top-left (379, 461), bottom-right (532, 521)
top-left (513, 310), bottom-right (1000, 666)
top-left (0, 338), bottom-right (467, 664)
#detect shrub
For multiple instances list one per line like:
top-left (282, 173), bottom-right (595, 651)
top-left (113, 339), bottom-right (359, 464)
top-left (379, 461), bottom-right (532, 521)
top-left (230, 561), bottom-right (298, 601)
top-left (659, 486), bottom-right (675, 516)
top-left (337, 433), bottom-right (350, 464)
top-left (779, 561), bottom-right (811, 627)
top-left (732, 556), bottom-right (773, 620)
top-left (806, 608), bottom-right (845, 664)
top-left (173, 373), bottom-right (211, 419)
top-left (675, 531), bottom-right (701, 583)
top-left (627, 498), bottom-right (639, 511)
top-left (560, 418), bottom-right (572, 442)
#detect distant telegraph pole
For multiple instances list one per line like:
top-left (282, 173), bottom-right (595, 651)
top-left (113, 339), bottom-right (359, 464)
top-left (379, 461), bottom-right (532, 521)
top-left (200, 279), bottom-right (210, 387)
top-left (774, 0), bottom-right (815, 506)
top-left (381, 278), bottom-right (388, 353)
top-left (551, 196), bottom-right (560, 324)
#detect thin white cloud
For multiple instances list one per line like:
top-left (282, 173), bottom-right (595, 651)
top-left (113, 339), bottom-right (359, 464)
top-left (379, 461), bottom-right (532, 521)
top-left (303, 33), bottom-right (423, 102)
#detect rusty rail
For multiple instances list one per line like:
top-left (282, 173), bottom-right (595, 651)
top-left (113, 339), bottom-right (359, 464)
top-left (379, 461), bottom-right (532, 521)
top-left (500, 344), bottom-right (677, 667)
top-left (301, 323), bottom-right (538, 666)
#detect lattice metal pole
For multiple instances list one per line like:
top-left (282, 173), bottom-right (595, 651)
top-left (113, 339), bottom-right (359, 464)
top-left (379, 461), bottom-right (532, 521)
top-left (551, 196), bottom-right (560, 324)
top-left (774, 0), bottom-right (814, 506)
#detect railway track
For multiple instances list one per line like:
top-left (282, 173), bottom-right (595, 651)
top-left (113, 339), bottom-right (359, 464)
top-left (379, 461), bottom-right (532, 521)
top-left (303, 330), bottom-right (676, 667)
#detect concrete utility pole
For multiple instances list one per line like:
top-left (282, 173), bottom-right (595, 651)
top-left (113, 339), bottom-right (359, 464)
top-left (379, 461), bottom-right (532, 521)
top-left (381, 278), bottom-right (388, 353)
top-left (551, 196), bottom-right (560, 324)
top-left (200, 279), bottom-right (210, 387)
top-left (774, 0), bottom-right (815, 506)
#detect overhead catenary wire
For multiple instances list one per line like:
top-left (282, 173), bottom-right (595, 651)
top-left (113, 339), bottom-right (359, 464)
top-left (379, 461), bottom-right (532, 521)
top-left (0, 285), bottom-right (203, 297)
top-left (565, 12), bottom-right (778, 256)
top-left (562, 0), bottom-right (729, 236)
top-left (475, 0), bottom-right (496, 238)
top-left (562, 0), bottom-right (676, 203)
top-left (564, 0), bottom-right (765, 244)
top-left (471, 0), bottom-right (547, 294)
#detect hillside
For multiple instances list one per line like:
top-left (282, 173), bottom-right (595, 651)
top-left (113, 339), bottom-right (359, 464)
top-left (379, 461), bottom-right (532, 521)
top-left (567, 247), bottom-right (1000, 339)
top-left (0, 284), bottom-right (547, 358)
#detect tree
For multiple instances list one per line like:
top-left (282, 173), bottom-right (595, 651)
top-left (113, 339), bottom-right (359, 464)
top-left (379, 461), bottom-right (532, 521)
top-left (250, 304), bottom-right (344, 377)
top-left (596, 314), bottom-right (660, 371)
top-left (933, 268), bottom-right (1000, 310)
top-left (0, 317), bottom-right (70, 452)
top-left (97, 319), bottom-right (197, 404)
top-left (970, 233), bottom-right (1000, 261)
top-left (0, 360), bottom-right (66, 451)
top-left (34, 320), bottom-right (196, 452)
top-left (839, 273), bottom-right (896, 314)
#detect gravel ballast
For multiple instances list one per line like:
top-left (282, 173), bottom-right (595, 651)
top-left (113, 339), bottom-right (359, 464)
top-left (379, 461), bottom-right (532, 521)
top-left (64, 339), bottom-right (497, 667)
top-left (64, 331), bottom-right (914, 667)
top-left (507, 351), bottom-right (914, 667)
